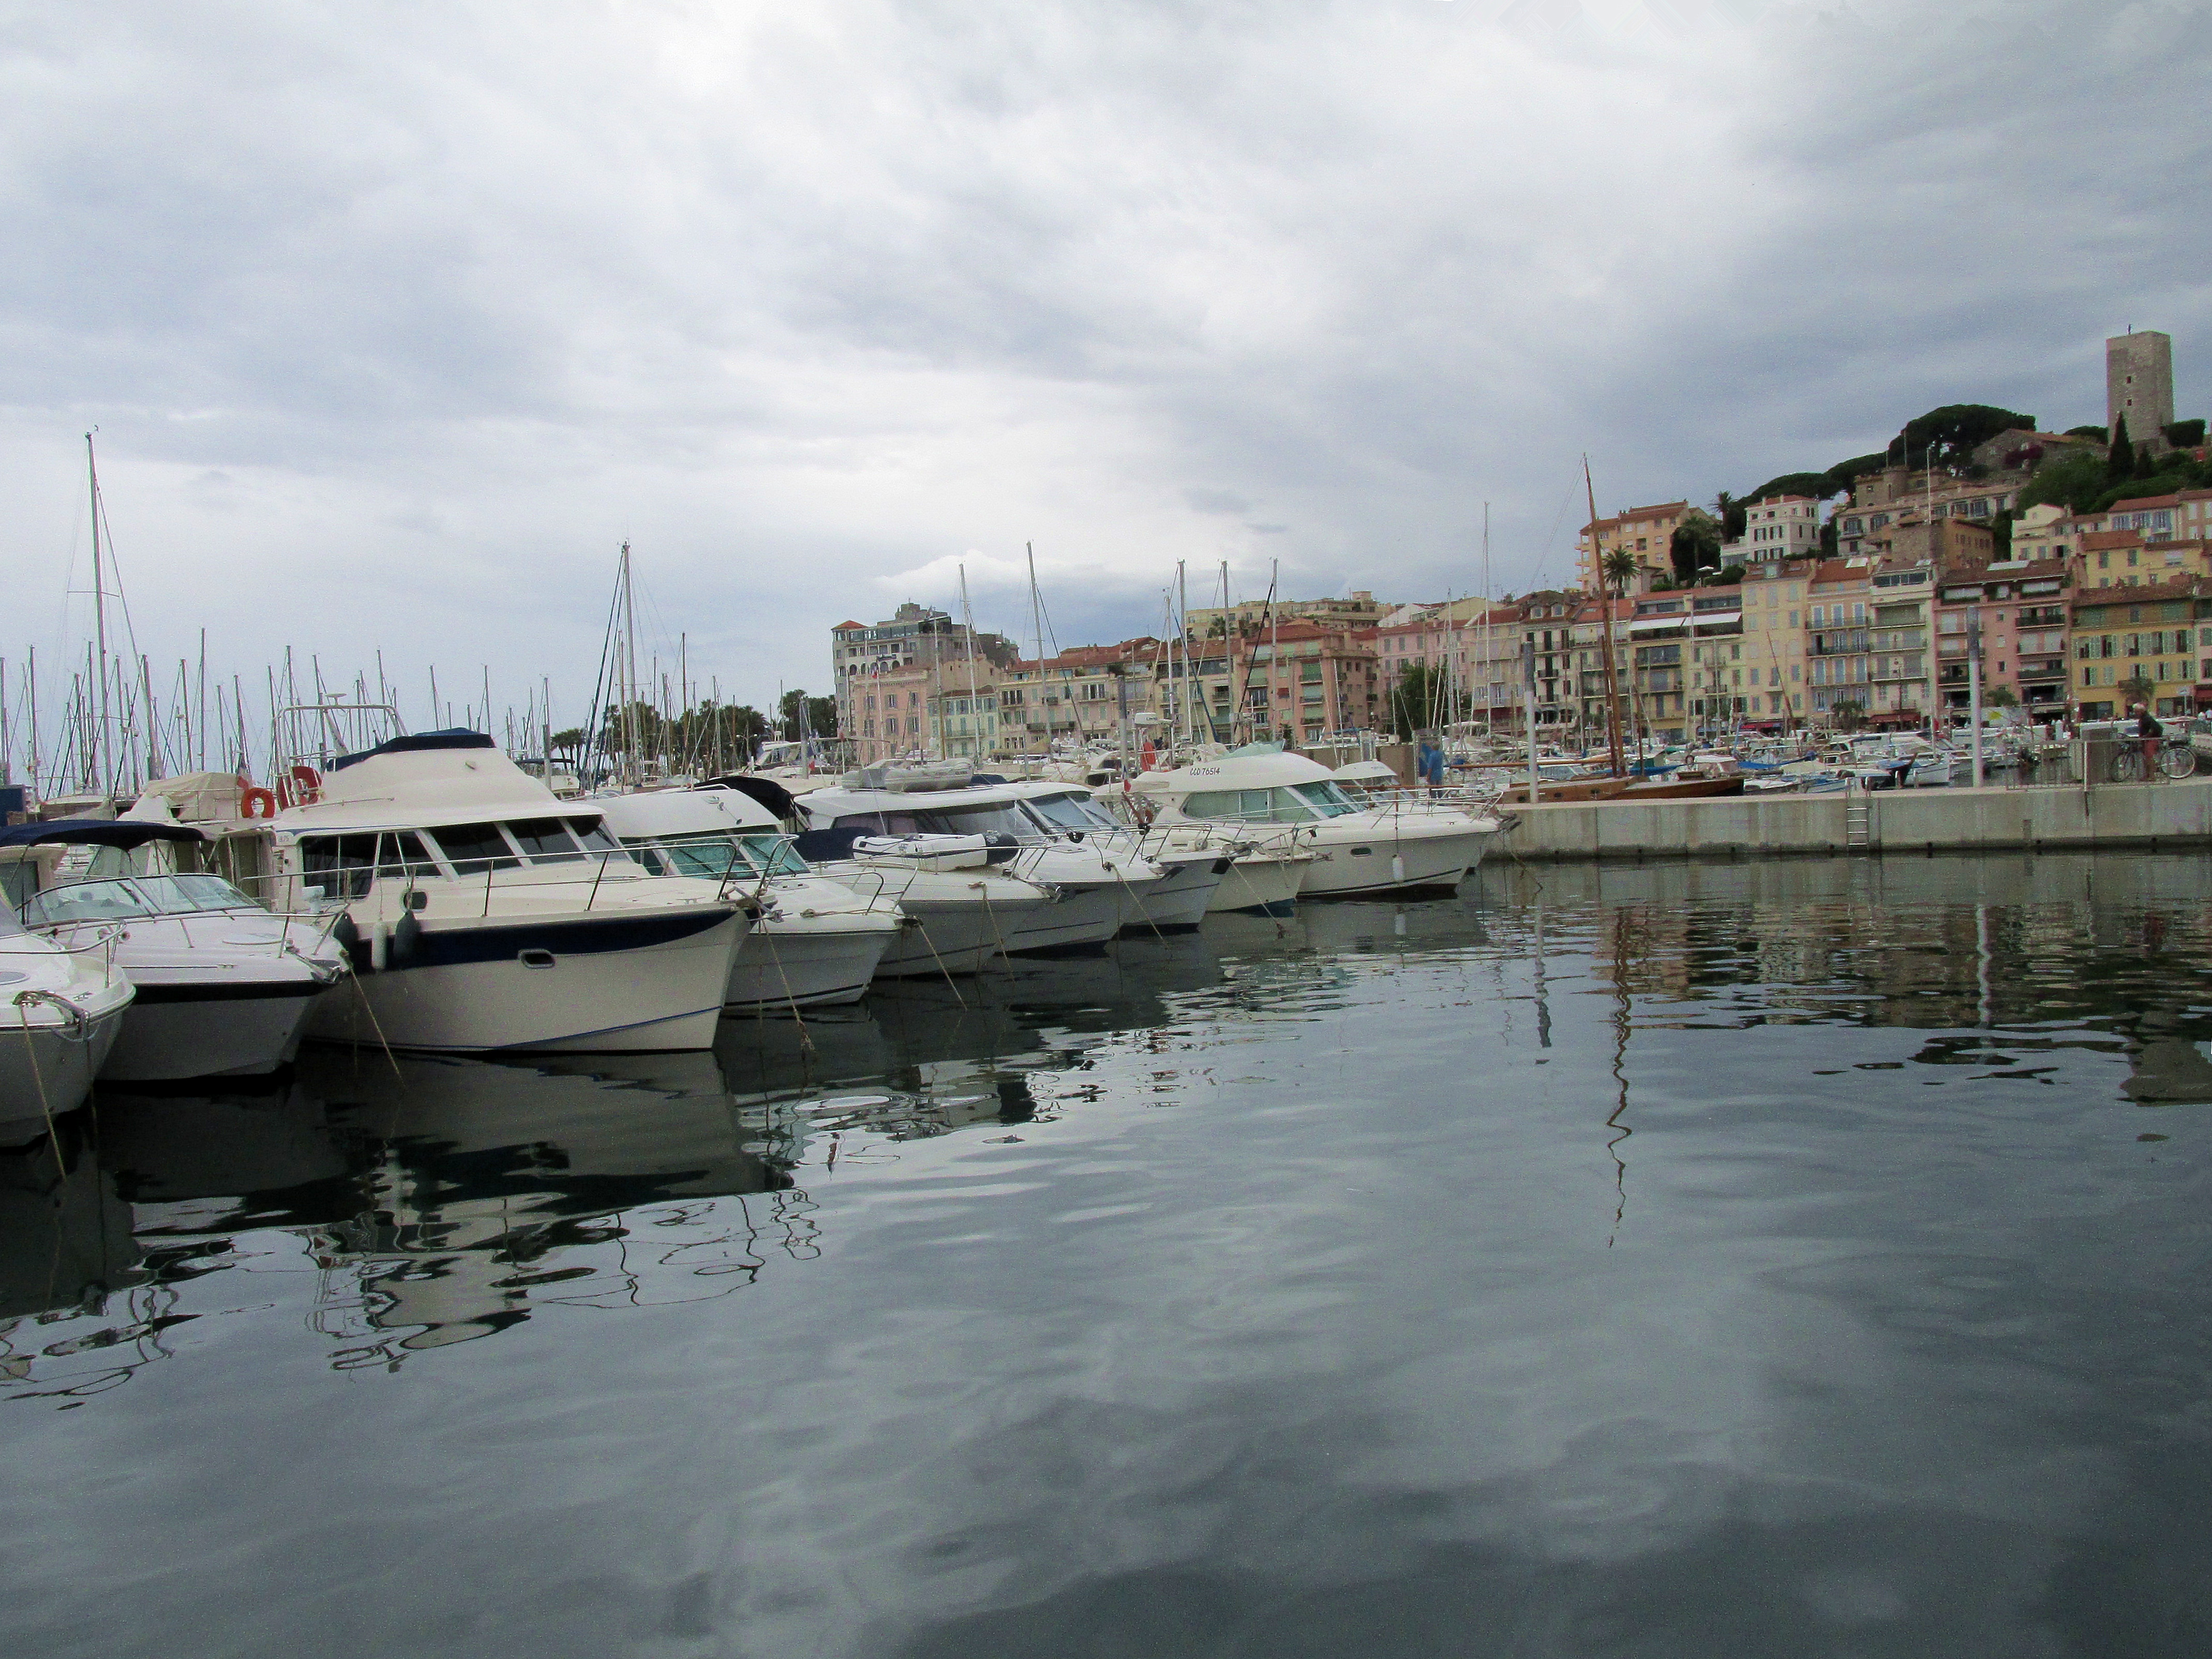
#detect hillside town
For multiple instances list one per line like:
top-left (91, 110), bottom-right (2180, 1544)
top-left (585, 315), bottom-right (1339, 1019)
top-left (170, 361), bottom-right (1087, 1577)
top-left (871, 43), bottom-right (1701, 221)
top-left (831, 330), bottom-right (2210, 762)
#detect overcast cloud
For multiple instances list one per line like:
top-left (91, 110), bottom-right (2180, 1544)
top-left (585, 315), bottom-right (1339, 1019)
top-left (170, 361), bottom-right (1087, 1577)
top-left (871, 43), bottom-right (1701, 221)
top-left (2, 0), bottom-right (2207, 741)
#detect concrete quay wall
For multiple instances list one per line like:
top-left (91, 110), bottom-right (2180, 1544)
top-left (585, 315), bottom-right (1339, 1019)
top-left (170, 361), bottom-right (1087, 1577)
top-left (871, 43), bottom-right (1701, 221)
top-left (1502, 780), bottom-right (2212, 862)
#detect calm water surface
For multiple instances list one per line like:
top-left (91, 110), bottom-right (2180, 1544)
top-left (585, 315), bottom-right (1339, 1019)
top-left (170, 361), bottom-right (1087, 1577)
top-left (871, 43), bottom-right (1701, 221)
top-left (5, 853), bottom-right (2211, 1657)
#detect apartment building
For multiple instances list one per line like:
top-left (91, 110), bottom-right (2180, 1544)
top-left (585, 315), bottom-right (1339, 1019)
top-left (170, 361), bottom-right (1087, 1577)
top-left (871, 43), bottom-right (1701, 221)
top-left (1577, 502), bottom-right (1687, 591)
top-left (850, 663), bottom-right (936, 760)
top-left (1622, 589), bottom-right (1745, 743)
top-left (1185, 591), bottom-right (1392, 642)
top-left (1738, 559), bottom-right (1817, 727)
top-left (1724, 495), bottom-right (1823, 565)
top-left (1511, 591), bottom-right (1585, 729)
top-left (2071, 578), bottom-right (2208, 720)
top-left (1230, 622), bottom-right (1381, 744)
top-left (832, 603), bottom-right (1016, 746)
top-left (1837, 476), bottom-right (2023, 556)
top-left (1932, 559), bottom-right (2071, 716)
top-left (996, 641), bottom-right (1163, 752)
top-left (1566, 594), bottom-right (1633, 736)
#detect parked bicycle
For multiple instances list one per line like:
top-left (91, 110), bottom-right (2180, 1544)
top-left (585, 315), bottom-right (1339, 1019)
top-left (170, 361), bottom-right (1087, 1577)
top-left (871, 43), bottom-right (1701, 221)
top-left (2109, 737), bottom-right (2197, 782)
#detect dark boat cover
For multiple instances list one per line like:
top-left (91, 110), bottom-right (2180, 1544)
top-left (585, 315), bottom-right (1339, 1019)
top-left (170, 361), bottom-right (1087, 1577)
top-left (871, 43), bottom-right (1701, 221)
top-left (330, 729), bottom-right (496, 772)
top-left (0, 817), bottom-right (208, 850)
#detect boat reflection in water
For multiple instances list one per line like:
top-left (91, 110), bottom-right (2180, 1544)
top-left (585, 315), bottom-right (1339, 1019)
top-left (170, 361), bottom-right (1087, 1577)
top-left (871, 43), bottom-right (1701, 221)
top-left (0, 929), bottom-right (1248, 1391)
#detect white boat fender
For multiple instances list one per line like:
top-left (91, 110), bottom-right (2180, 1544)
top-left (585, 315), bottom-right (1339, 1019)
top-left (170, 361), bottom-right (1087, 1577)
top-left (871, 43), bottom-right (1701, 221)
top-left (369, 919), bottom-right (389, 974)
top-left (1392, 855), bottom-right (1406, 885)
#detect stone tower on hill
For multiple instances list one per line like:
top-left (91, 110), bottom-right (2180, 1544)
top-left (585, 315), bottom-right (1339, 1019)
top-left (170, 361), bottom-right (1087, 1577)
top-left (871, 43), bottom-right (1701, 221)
top-left (2108, 330), bottom-right (2173, 442)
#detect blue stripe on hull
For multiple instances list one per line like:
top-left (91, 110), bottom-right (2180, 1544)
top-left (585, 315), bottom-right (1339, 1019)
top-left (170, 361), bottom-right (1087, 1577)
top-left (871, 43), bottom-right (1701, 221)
top-left (376, 908), bottom-right (732, 971)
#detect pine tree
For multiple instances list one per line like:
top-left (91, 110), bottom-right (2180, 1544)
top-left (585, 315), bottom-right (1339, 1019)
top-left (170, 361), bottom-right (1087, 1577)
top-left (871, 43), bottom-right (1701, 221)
top-left (2109, 414), bottom-right (2134, 481)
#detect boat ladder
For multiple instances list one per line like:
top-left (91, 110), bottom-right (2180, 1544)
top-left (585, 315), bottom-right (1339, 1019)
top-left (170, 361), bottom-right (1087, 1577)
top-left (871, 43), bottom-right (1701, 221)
top-left (1844, 787), bottom-right (1873, 851)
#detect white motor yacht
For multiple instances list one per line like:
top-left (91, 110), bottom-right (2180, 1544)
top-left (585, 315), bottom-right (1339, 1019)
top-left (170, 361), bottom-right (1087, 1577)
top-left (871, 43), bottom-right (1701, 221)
top-left (4, 818), bottom-right (346, 1082)
top-left (0, 890), bottom-right (133, 1140)
top-left (592, 788), bottom-right (902, 1009)
top-left (1003, 783), bottom-right (1224, 933)
top-left (224, 731), bottom-right (749, 1053)
top-left (1095, 785), bottom-right (1313, 916)
top-left (649, 774), bottom-right (1062, 979)
top-left (1129, 746), bottom-right (1503, 899)
top-left (797, 771), bottom-right (1172, 953)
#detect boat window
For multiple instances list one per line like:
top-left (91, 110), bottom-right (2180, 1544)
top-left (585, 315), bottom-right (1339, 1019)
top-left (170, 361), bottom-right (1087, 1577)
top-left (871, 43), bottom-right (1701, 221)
top-left (21, 878), bottom-right (157, 925)
top-left (507, 817), bottom-right (587, 864)
top-left (833, 804), bottom-right (1037, 839)
top-left (0, 895), bottom-right (21, 937)
top-left (1289, 782), bottom-right (1363, 818)
top-left (1179, 787), bottom-right (1313, 824)
top-left (129, 874), bottom-right (258, 913)
top-left (739, 834), bottom-right (808, 876)
top-left (424, 823), bottom-right (521, 873)
top-left (1024, 792), bottom-right (1120, 833)
top-left (300, 833), bottom-right (383, 899)
top-left (567, 818), bottom-right (625, 856)
top-left (631, 831), bottom-right (753, 881)
top-left (376, 832), bottom-right (439, 880)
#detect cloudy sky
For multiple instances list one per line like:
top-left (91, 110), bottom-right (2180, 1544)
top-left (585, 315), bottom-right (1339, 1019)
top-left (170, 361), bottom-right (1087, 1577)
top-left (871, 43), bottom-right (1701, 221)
top-left (2, 0), bottom-right (2206, 754)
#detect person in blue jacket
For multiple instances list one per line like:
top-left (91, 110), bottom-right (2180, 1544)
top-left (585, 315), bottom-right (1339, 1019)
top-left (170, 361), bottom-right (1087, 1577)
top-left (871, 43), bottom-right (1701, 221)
top-left (1415, 733), bottom-right (1446, 792)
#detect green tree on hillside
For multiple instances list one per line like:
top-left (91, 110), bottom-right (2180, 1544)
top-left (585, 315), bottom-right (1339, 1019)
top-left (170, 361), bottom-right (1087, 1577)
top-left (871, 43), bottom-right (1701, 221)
top-left (1886, 405), bottom-right (2038, 470)
top-left (1670, 510), bottom-right (1722, 580)
top-left (2109, 415), bottom-right (2135, 481)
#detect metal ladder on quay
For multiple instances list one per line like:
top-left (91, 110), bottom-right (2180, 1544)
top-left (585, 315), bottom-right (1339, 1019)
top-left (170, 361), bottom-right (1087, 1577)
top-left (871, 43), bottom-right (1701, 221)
top-left (1843, 784), bottom-right (1873, 852)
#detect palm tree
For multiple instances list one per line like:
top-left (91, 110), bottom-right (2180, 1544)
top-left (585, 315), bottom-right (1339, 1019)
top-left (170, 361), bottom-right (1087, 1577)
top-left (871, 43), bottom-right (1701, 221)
top-left (1601, 548), bottom-right (1638, 595)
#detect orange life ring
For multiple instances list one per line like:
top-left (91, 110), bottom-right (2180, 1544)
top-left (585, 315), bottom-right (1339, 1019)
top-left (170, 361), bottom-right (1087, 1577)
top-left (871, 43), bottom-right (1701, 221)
top-left (276, 764), bottom-right (322, 809)
top-left (240, 785), bottom-right (278, 818)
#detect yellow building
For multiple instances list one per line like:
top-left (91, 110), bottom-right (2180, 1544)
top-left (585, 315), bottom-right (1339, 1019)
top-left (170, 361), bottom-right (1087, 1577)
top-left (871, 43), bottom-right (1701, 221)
top-left (1578, 501), bottom-right (1688, 591)
top-left (1737, 557), bottom-right (1817, 726)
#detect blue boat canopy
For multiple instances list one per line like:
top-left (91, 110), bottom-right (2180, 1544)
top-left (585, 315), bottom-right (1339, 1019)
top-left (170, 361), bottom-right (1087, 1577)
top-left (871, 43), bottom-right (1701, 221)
top-left (330, 729), bottom-right (495, 772)
top-left (0, 817), bottom-right (207, 850)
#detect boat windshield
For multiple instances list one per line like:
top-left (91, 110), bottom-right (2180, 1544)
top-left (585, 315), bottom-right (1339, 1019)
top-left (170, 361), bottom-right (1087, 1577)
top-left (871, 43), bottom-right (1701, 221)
top-left (21, 873), bottom-right (257, 925)
top-left (1023, 792), bottom-right (1123, 834)
top-left (1177, 784), bottom-right (1358, 824)
top-left (624, 830), bottom-right (807, 880)
top-left (1288, 781), bottom-right (1362, 818)
top-left (832, 803), bottom-right (1036, 839)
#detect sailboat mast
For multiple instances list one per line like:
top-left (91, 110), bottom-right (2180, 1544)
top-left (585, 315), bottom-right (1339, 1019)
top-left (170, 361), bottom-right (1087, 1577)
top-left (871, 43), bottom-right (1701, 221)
top-left (619, 542), bottom-right (640, 785)
top-left (1585, 457), bottom-right (1625, 779)
top-left (958, 564), bottom-right (983, 759)
top-left (85, 434), bottom-right (115, 800)
top-left (1027, 542), bottom-right (1046, 760)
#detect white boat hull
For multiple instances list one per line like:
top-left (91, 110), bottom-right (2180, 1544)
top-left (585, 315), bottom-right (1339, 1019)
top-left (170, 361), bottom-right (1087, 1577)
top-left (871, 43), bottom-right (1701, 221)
top-left (1299, 822), bottom-right (1495, 898)
top-left (728, 919), bottom-right (897, 1010)
top-left (0, 989), bottom-right (130, 1140)
top-left (101, 981), bottom-right (333, 1081)
top-left (1006, 883), bottom-right (1126, 955)
top-left (310, 909), bottom-right (745, 1053)
top-left (1206, 853), bottom-right (1309, 916)
top-left (1119, 855), bottom-right (1223, 935)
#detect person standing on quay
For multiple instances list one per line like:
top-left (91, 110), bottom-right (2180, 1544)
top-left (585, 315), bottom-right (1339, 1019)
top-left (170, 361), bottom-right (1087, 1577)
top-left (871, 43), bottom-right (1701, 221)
top-left (2135, 703), bottom-right (2163, 774)
top-left (1416, 732), bottom-right (1445, 794)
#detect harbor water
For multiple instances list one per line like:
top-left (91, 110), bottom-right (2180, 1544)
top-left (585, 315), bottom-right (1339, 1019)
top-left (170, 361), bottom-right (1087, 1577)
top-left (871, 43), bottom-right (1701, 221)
top-left (5, 852), bottom-right (2211, 1656)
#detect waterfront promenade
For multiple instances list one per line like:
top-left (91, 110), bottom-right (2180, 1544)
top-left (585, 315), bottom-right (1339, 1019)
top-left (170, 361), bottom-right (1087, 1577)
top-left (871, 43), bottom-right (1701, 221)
top-left (1503, 778), bottom-right (2212, 862)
